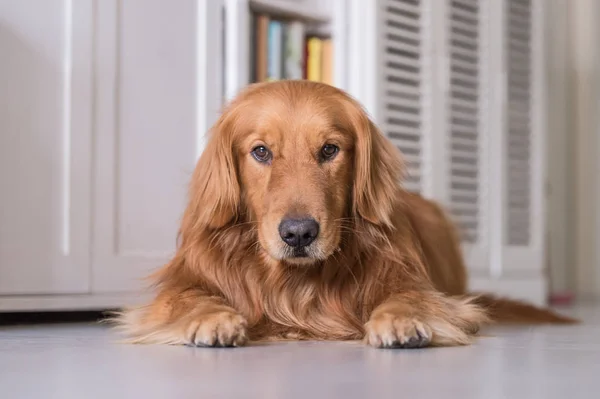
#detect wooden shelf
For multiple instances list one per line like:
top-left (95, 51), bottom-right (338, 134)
top-left (249, 0), bottom-right (331, 23)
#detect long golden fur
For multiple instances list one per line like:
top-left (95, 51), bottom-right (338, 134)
top-left (115, 80), bottom-right (575, 348)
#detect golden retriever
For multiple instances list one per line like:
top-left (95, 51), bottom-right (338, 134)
top-left (115, 80), bottom-right (575, 348)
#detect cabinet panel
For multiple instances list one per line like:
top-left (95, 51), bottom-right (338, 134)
top-left (0, 0), bottom-right (93, 294)
top-left (92, 0), bottom-right (223, 293)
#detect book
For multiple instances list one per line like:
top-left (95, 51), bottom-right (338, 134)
top-left (249, 14), bottom-right (256, 82)
top-left (306, 37), bottom-right (323, 82)
top-left (303, 37), bottom-right (309, 79)
top-left (321, 38), bottom-right (333, 86)
top-left (283, 21), bottom-right (305, 80)
top-left (255, 14), bottom-right (270, 82)
top-left (267, 20), bottom-right (283, 80)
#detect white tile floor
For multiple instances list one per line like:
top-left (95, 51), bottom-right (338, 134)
top-left (0, 304), bottom-right (598, 399)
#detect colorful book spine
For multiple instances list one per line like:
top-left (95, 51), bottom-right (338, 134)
top-left (303, 37), bottom-right (309, 79)
top-left (306, 37), bottom-right (323, 82)
top-left (283, 21), bottom-right (305, 80)
top-left (321, 38), bottom-right (333, 86)
top-left (254, 14), bottom-right (270, 82)
top-left (267, 20), bottom-right (283, 81)
top-left (251, 12), bottom-right (334, 85)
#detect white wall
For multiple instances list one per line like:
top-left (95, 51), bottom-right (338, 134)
top-left (545, 0), bottom-right (576, 295)
top-left (571, 0), bottom-right (600, 299)
top-left (548, 0), bottom-right (600, 299)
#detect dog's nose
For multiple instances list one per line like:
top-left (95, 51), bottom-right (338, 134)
top-left (278, 218), bottom-right (319, 248)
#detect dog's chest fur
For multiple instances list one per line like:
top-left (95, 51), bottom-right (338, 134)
top-left (222, 260), bottom-right (372, 341)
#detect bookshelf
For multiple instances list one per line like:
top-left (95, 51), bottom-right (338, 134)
top-left (249, 0), bottom-right (330, 23)
top-left (222, 0), bottom-right (348, 100)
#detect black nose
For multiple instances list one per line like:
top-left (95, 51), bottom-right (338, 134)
top-left (278, 218), bottom-right (320, 248)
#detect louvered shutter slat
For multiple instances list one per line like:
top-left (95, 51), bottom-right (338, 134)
top-left (388, 0), bottom-right (420, 13)
top-left (386, 81), bottom-right (421, 97)
top-left (383, 67), bottom-right (421, 84)
top-left (384, 26), bottom-right (421, 43)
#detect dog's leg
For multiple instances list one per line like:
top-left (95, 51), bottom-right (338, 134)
top-left (113, 288), bottom-right (248, 347)
top-left (364, 291), bottom-right (487, 348)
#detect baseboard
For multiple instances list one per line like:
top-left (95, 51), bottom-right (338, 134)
top-left (0, 292), bottom-right (151, 312)
top-left (469, 276), bottom-right (548, 306)
top-left (0, 278), bottom-right (548, 313)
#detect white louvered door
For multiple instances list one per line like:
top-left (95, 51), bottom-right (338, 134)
top-left (443, 0), bottom-right (546, 299)
top-left (352, 0), bottom-right (548, 303)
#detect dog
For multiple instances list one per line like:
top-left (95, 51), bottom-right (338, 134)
top-left (115, 80), bottom-right (575, 348)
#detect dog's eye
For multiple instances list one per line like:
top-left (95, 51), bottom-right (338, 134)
top-left (251, 145), bottom-right (272, 163)
top-left (320, 144), bottom-right (339, 161)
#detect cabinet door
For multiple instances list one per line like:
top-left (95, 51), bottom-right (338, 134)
top-left (92, 0), bottom-right (223, 293)
top-left (0, 0), bottom-right (93, 294)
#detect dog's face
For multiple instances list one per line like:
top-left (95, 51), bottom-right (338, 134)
top-left (187, 81), bottom-right (403, 266)
top-left (236, 92), bottom-right (354, 264)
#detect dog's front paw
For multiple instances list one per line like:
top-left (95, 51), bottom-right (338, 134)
top-left (185, 311), bottom-right (248, 347)
top-left (364, 313), bottom-right (432, 349)
top-left (363, 293), bottom-right (488, 348)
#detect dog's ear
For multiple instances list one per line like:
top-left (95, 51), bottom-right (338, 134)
top-left (349, 104), bottom-right (404, 227)
top-left (183, 114), bottom-right (240, 232)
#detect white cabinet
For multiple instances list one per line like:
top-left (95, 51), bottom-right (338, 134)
top-left (0, 0), bottom-right (223, 310)
top-left (0, 0), bottom-right (549, 310)
top-left (0, 0), bottom-right (93, 295)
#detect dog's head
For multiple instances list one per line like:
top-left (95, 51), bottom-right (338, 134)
top-left (185, 81), bottom-right (402, 265)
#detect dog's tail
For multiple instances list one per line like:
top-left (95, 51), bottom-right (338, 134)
top-left (470, 293), bottom-right (579, 324)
